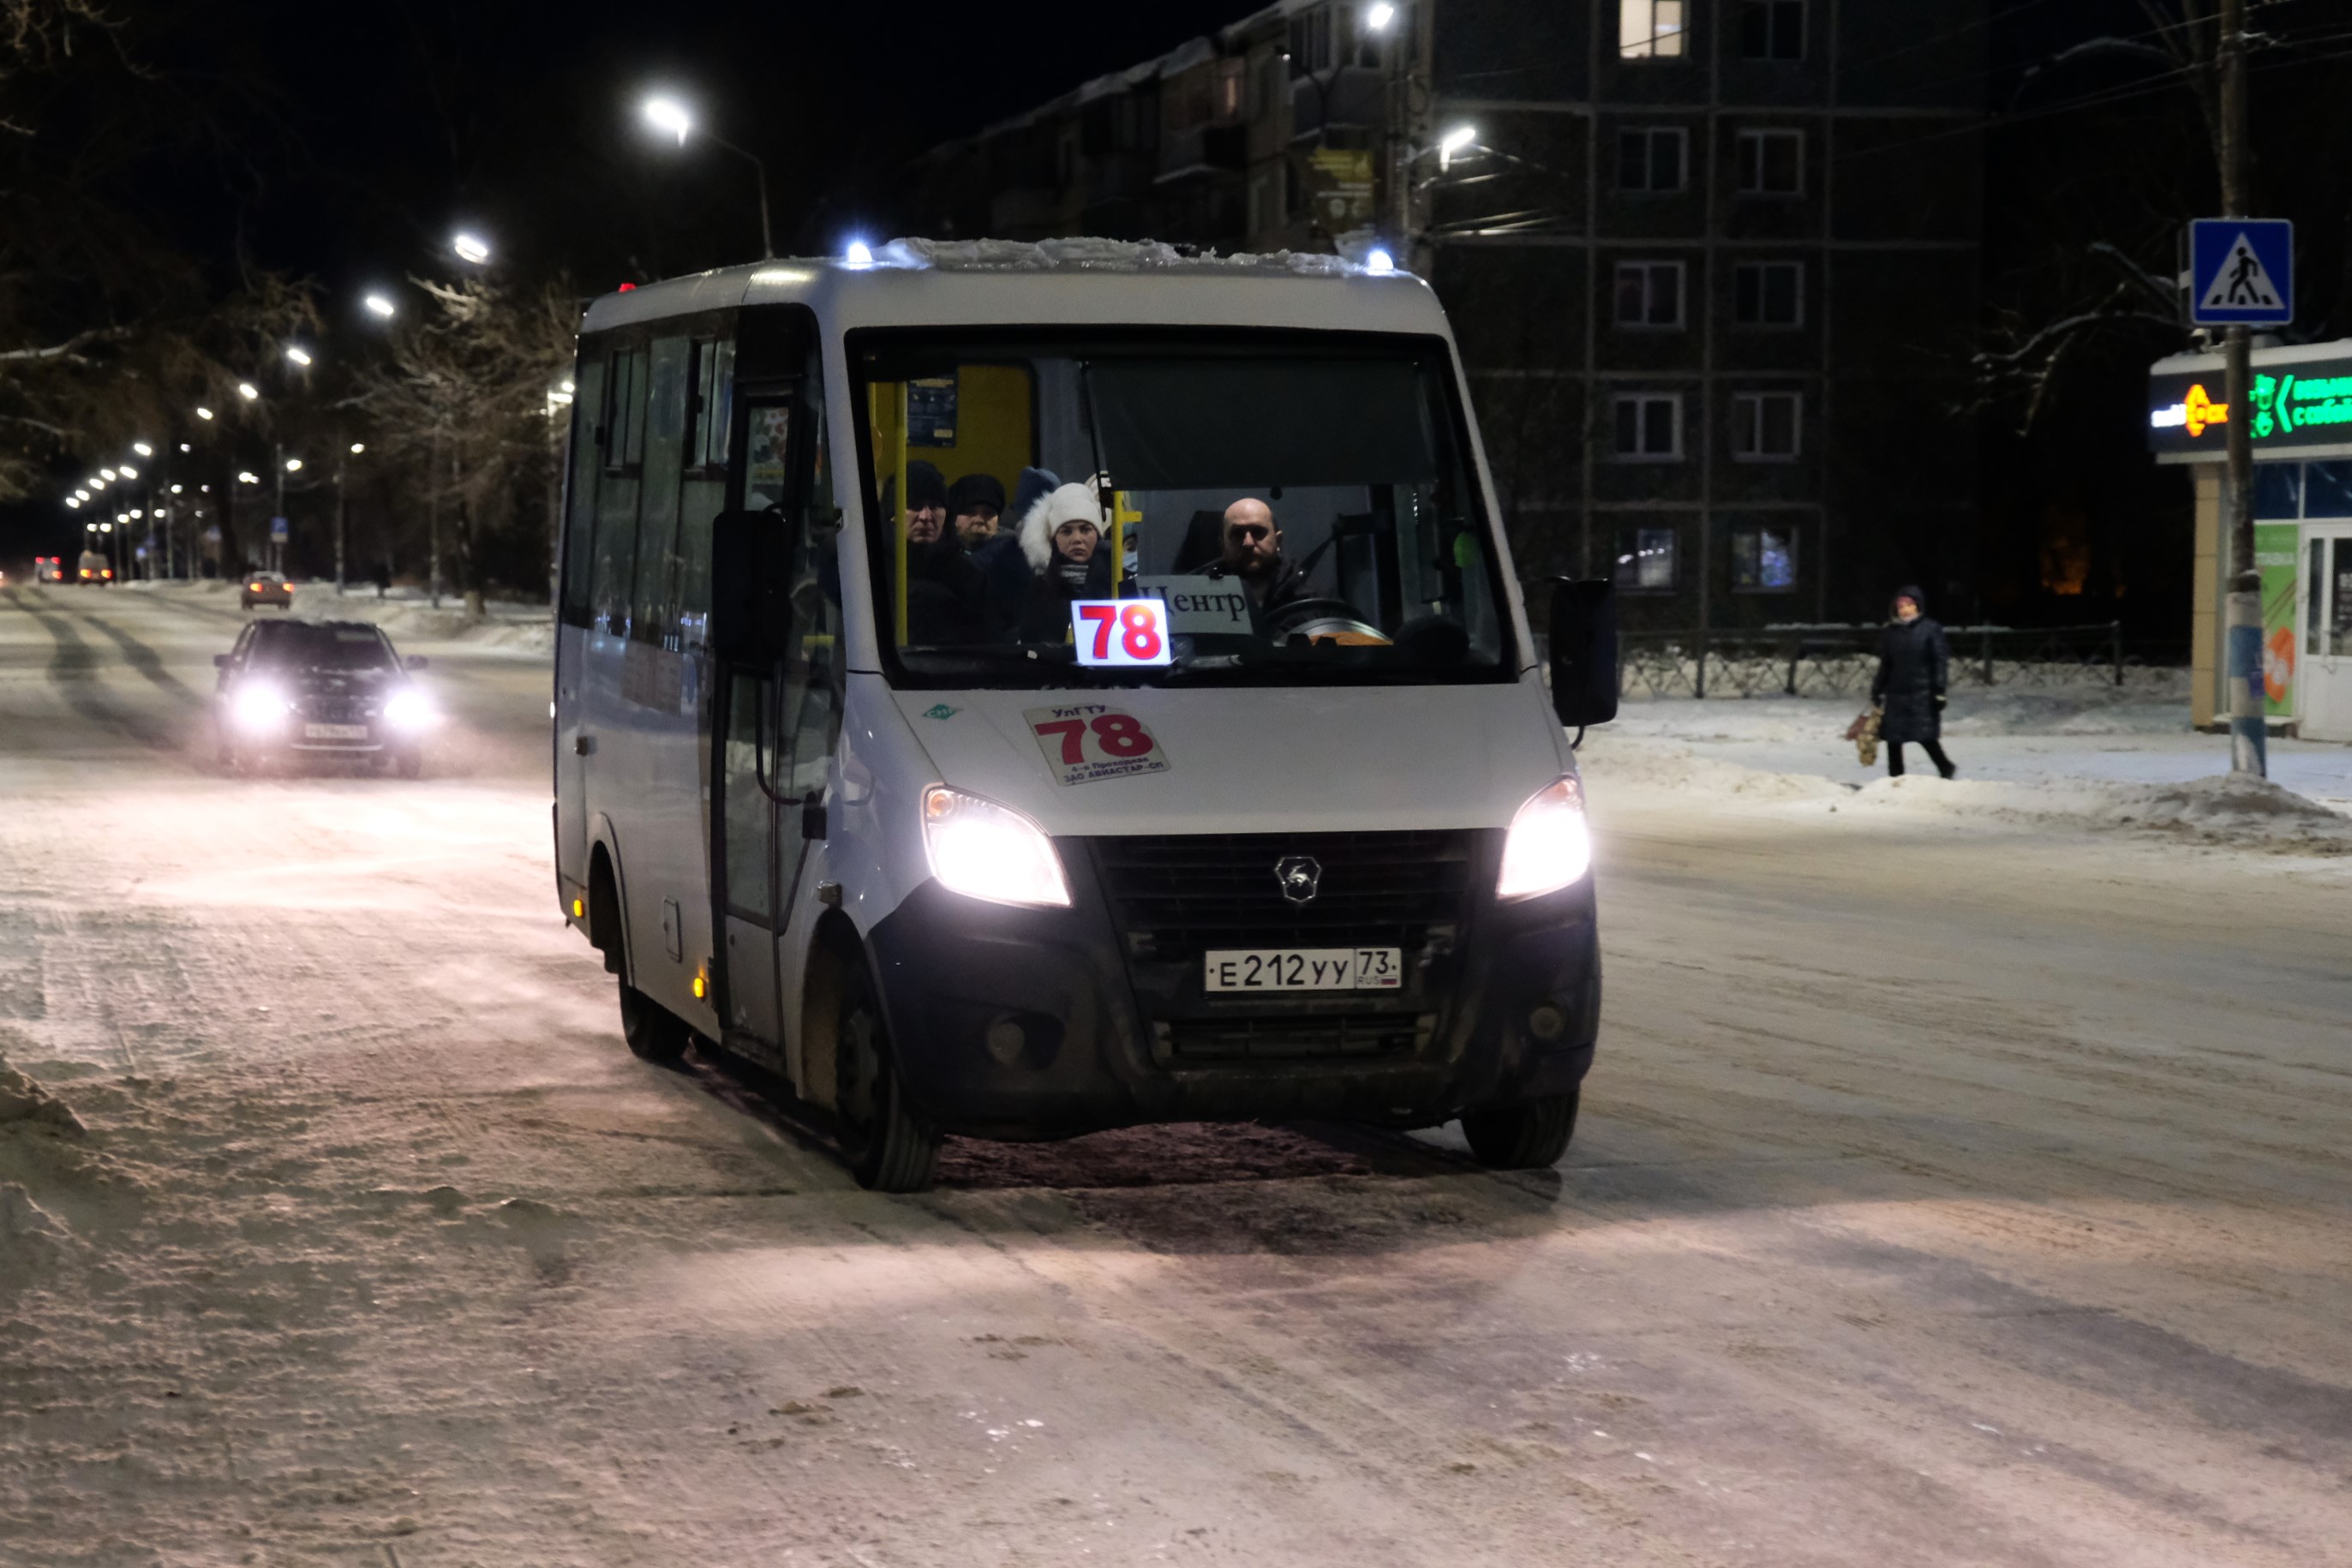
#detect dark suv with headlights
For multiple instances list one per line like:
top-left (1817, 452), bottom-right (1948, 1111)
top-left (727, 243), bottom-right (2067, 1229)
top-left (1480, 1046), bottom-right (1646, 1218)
top-left (212, 619), bottom-right (434, 776)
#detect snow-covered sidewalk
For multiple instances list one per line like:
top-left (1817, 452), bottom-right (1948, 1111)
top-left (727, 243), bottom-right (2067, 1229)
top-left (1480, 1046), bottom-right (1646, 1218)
top-left (1587, 673), bottom-right (2352, 852)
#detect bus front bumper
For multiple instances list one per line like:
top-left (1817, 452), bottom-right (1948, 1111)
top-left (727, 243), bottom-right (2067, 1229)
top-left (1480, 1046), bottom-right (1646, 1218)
top-left (865, 874), bottom-right (1599, 1142)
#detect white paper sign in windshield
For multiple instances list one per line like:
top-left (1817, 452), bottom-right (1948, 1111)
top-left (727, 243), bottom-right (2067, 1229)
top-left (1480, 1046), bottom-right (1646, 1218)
top-left (1068, 599), bottom-right (1172, 667)
top-left (1134, 575), bottom-right (1253, 635)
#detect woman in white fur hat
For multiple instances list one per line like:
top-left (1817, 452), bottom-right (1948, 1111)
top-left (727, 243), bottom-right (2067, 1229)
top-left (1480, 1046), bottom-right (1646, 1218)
top-left (1012, 481), bottom-right (1116, 643)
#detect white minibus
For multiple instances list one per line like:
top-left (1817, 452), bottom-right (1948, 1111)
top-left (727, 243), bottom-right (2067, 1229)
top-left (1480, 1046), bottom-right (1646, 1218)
top-left (552, 241), bottom-right (1618, 1191)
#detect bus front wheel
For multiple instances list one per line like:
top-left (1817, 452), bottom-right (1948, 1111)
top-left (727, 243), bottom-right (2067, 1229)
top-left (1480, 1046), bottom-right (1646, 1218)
top-left (1459, 1091), bottom-right (1579, 1170)
top-left (834, 964), bottom-right (939, 1193)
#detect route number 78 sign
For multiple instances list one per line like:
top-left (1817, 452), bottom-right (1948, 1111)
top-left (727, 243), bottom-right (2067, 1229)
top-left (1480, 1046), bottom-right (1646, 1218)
top-left (1069, 599), bottom-right (1172, 667)
top-left (1023, 703), bottom-right (1173, 785)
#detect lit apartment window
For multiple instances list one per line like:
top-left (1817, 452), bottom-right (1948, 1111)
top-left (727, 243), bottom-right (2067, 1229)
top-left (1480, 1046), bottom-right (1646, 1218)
top-left (1617, 127), bottom-right (1688, 193)
top-left (1619, 0), bottom-right (1686, 58)
top-left (1732, 392), bottom-right (1803, 460)
top-left (1732, 526), bottom-right (1798, 590)
top-left (1733, 260), bottom-right (1804, 326)
top-left (1614, 261), bottom-right (1685, 328)
top-left (1616, 527), bottom-right (1679, 590)
top-left (1612, 392), bottom-right (1684, 460)
top-left (1740, 0), bottom-right (1805, 60)
top-left (1736, 129), bottom-right (1804, 195)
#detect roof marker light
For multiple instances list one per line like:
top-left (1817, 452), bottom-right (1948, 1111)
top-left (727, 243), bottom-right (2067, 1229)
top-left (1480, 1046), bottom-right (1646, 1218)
top-left (1365, 248), bottom-right (1396, 275)
top-left (844, 239), bottom-right (874, 267)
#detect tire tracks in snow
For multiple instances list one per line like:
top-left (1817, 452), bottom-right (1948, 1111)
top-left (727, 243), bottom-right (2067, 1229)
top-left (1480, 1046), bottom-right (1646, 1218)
top-left (7, 590), bottom-right (184, 753)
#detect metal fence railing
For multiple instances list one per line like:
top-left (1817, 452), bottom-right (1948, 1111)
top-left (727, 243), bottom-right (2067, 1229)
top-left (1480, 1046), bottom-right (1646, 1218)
top-left (1617, 622), bottom-right (2136, 700)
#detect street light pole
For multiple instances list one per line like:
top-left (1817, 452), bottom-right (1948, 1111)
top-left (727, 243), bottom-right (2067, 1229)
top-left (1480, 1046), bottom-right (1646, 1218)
top-left (2219, 0), bottom-right (2263, 777)
top-left (643, 96), bottom-right (774, 259)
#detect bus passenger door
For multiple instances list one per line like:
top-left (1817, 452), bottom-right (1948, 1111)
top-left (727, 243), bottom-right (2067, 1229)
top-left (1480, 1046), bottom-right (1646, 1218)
top-left (717, 669), bottom-right (782, 1044)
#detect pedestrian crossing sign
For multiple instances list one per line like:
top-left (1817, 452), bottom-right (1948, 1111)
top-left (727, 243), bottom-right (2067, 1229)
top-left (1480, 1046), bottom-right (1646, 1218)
top-left (2190, 218), bottom-right (2293, 326)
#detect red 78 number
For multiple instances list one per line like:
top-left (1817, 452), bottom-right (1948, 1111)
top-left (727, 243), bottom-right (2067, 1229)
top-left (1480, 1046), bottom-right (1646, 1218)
top-left (1033, 714), bottom-right (1157, 764)
top-left (1073, 601), bottom-right (1166, 665)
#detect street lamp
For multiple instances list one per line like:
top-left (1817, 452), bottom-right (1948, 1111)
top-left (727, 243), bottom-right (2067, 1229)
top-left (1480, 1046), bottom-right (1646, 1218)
top-left (639, 91), bottom-right (774, 259)
top-left (1365, 1), bottom-right (1397, 29)
top-left (195, 406), bottom-right (215, 421)
top-left (117, 464), bottom-right (137, 480)
top-left (452, 231), bottom-right (491, 266)
top-left (350, 442), bottom-right (365, 455)
top-left (132, 441), bottom-right (153, 457)
top-left (364, 293), bottom-right (397, 320)
top-left (100, 467), bottom-right (117, 481)
top-left (237, 381), bottom-right (260, 401)
top-left (285, 344), bottom-right (314, 366)
top-left (237, 471), bottom-right (260, 485)
top-left (284, 458), bottom-right (303, 473)
top-left (1438, 123), bottom-right (1476, 171)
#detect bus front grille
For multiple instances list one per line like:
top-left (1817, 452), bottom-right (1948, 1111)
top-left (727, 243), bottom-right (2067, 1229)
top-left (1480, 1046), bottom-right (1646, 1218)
top-left (1089, 829), bottom-right (1476, 955)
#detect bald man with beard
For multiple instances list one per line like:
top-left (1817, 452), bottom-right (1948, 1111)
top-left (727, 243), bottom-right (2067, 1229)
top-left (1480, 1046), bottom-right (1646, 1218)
top-left (1218, 497), bottom-right (1312, 613)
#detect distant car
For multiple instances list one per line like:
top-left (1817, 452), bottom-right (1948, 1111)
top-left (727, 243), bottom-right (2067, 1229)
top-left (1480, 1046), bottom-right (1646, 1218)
top-left (241, 571), bottom-right (294, 609)
top-left (77, 548), bottom-right (112, 584)
top-left (212, 618), bottom-right (436, 776)
top-left (35, 556), bottom-right (67, 584)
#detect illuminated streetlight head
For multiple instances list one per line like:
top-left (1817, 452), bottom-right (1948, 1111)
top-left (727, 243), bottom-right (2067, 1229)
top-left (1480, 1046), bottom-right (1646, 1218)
top-left (170, 483), bottom-right (183, 494)
top-left (100, 467), bottom-right (117, 481)
top-left (285, 344), bottom-right (314, 366)
top-left (643, 95), bottom-right (692, 144)
top-left (65, 497), bottom-right (79, 509)
top-left (1365, 2), bottom-right (1397, 30)
top-left (284, 458), bottom-right (303, 473)
top-left (364, 293), bottom-right (397, 320)
top-left (237, 381), bottom-right (260, 400)
top-left (237, 470), bottom-right (260, 485)
top-left (350, 441), bottom-right (366, 455)
top-left (132, 441), bottom-right (153, 457)
top-left (195, 406), bottom-right (215, 421)
top-left (118, 464), bottom-right (138, 479)
top-left (452, 232), bottom-right (491, 266)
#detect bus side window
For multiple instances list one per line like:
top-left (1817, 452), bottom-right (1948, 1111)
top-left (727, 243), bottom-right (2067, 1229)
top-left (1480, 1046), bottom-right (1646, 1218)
top-left (781, 386), bottom-right (842, 799)
top-left (557, 355), bottom-right (607, 631)
top-left (630, 335), bottom-right (691, 645)
top-left (676, 336), bottom-right (734, 640)
top-left (588, 344), bottom-right (647, 634)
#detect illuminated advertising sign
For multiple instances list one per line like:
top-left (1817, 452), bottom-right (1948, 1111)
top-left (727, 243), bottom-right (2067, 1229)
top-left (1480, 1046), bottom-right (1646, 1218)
top-left (2148, 344), bottom-right (2352, 462)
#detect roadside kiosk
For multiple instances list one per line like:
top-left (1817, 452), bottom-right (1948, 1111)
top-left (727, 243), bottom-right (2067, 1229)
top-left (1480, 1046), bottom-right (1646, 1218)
top-left (2148, 338), bottom-right (2352, 741)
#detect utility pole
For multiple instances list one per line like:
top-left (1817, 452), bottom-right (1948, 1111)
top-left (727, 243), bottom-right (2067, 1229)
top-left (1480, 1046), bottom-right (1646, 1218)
top-left (2219, 0), bottom-right (2265, 776)
top-left (334, 446), bottom-right (349, 595)
top-left (428, 428), bottom-right (444, 608)
top-left (273, 441), bottom-right (287, 578)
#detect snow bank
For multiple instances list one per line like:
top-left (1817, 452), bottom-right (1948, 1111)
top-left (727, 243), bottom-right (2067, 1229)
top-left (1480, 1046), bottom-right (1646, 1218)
top-left (1583, 733), bottom-right (2352, 853)
top-left (884, 235), bottom-right (1358, 278)
top-left (1614, 675), bottom-right (2190, 746)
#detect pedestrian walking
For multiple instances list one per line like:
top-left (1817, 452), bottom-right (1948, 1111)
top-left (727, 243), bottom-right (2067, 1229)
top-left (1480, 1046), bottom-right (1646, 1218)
top-left (372, 560), bottom-right (391, 601)
top-left (1870, 585), bottom-right (1955, 779)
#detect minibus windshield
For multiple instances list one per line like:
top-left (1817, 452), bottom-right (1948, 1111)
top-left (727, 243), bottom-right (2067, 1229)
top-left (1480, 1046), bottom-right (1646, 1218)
top-left (852, 330), bottom-right (1516, 689)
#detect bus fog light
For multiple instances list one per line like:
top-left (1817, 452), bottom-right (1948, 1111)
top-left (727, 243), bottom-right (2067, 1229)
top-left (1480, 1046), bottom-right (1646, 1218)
top-left (922, 786), bottom-right (1070, 907)
top-left (985, 1018), bottom-right (1026, 1065)
top-left (1497, 776), bottom-right (1591, 901)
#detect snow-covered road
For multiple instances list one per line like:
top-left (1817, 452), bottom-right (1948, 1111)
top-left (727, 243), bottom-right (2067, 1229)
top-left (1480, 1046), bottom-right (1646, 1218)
top-left (3, 584), bottom-right (2349, 1566)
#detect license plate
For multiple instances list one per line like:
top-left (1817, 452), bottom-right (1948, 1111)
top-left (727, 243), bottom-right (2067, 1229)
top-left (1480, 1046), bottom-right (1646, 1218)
top-left (304, 723), bottom-right (368, 739)
top-left (1203, 948), bottom-right (1403, 992)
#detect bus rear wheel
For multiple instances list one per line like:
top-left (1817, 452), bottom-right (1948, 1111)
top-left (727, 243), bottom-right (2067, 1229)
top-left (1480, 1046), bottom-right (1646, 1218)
top-left (618, 980), bottom-right (692, 1065)
top-left (1459, 1090), bottom-right (1579, 1170)
top-left (834, 964), bottom-right (938, 1193)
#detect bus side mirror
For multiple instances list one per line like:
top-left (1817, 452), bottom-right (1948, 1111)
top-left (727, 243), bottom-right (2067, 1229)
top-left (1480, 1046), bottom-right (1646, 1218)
top-left (709, 509), bottom-right (793, 668)
top-left (1547, 578), bottom-right (1619, 728)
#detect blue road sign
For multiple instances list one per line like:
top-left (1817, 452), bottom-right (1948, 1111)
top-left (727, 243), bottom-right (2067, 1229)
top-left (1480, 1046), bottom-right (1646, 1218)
top-left (270, 515), bottom-right (289, 542)
top-left (2190, 218), bottom-right (2293, 326)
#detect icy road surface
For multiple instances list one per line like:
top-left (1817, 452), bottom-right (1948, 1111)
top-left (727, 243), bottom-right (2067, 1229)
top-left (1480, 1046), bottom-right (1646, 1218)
top-left (3, 584), bottom-right (2349, 1567)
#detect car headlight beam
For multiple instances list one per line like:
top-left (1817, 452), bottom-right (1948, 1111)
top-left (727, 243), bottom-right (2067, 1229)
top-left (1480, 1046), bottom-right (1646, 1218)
top-left (921, 785), bottom-right (1070, 908)
top-left (1496, 775), bottom-right (1592, 901)
top-left (383, 687), bottom-right (436, 730)
top-left (230, 680), bottom-right (292, 732)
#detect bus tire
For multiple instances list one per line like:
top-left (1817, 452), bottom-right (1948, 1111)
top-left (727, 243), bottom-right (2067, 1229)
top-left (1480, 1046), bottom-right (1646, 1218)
top-left (618, 979), bottom-right (692, 1065)
top-left (1460, 1090), bottom-right (1578, 1170)
top-left (834, 961), bottom-right (939, 1193)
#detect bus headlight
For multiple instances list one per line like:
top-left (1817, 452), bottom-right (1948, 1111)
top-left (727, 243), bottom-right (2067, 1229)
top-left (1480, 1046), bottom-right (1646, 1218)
top-left (1496, 776), bottom-right (1591, 901)
top-left (383, 687), bottom-right (435, 730)
top-left (921, 786), bottom-right (1070, 908)
top-left (230, 680), bottom-right (292, 732)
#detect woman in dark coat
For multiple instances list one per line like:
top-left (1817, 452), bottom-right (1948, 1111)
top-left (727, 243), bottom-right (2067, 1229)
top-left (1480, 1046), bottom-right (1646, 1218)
top-left (1870, 585), bottom-right (1955, 778)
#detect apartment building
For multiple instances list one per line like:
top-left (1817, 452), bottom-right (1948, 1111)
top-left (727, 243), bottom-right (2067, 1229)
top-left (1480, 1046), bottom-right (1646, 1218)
top-left (889, 0), bottom-right (1986, 629)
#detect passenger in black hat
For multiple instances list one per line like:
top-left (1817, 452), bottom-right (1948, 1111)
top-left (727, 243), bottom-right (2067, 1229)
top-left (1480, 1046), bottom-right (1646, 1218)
top-left (948, 472), bottom-right (1007, 548)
